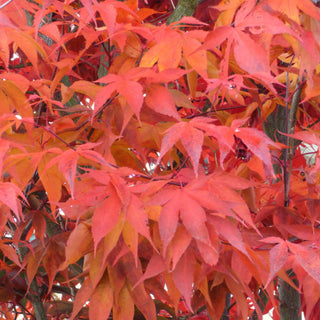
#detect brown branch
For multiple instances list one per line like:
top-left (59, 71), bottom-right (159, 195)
top-left (283, 78), bottom-right (304, 207)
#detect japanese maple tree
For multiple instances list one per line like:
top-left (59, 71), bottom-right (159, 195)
top-left (1, 0), bottom-right (320, 319)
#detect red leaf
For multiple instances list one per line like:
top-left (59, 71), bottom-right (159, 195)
top-left (0, 241), bottom-right (21, 267)
top-left (282, 130), bottom-right (320, 147)
top-left (126, 195), bottom-right (155, 248)
top-left (146, 68), bottom-right (189, 84)
top-left (144, 84), bottom-right (181, 120)
top-left (170, 225), bottom-right (192, 270)
top-left (233, 127), bottom-right (280, 178)
top-left (235, 3), bottom-right (298, 37)
top-left (190, 117), bottom-right (235, 166)
top-left (24, 245), bottom-right (46, 291)
top-left (233, 29), bottom-right (270, 74)
top-left (42, 238), bottom-right (65, 292)
top-left (92, 191), bottom-right (122, 252)
top-left (133, 252), bottom-right (166, 288)
top-left (208, 215), bottom-right (248, 256)
top-left (172, 250), bottom-right (196, 312)
top-left (288, 242), bottom-right (320, 285)
top-left (140, 32), bottom-right (182, 70)
top-left (93, 82), bottom-right (118, 118)
top-left (157, 122), bottom-right (204, 177)
top-left (196, 240), bottom-right (219, 266)
top-left (172, 16), bottom-right (208, 26)
top-left (118, 79), bottom-right (144, 119)
top-left (159, 194), bottom-right (180, 255)
top-left (95, 3), bottom-right (117, 35)
top-left (179, 191), bottom-right (210, 244)
top-left (265, 241), bottom-right (289, 287)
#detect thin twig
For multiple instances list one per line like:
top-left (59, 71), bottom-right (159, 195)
top-left (0, 0), bottom-right (13, 9)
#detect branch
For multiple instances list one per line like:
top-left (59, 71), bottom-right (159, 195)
top-left (283, 78), bottom-right (304, 206)
top-left (0, 0), bottom-right (13, 9)
top-left (28, 280), bottom-right (48, 320)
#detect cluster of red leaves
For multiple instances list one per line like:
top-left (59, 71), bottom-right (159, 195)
top-left (1, 0), bottom-right (320, 319)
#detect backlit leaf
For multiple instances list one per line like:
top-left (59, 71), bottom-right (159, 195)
top-left (157, 122), bottom-right (204, 177)
top-left (70, 278), bottom-right (94, 320)
top-left (144, 84), bottom-right (181, 120)
top-left (133, 252), bottom-right (166, 288)
top-left (265, 241), bottom-right (289, 287)
top-left (89, 273), bottom-right (113, 320)
top-left (92, 191), bottom-right (122, 252)
top-left (288, 242), bottom-right (320, 285)
top-left (172, 250), bottom-right (195, 312)
top-left (60, 223), bottom-right (93, 270)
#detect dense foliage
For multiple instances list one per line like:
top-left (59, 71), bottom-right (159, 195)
top-left (1, 0), bottom-right (320, 319)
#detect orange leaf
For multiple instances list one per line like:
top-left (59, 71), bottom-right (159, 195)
top-left (113, 284), bottom-right (135, 320)
top-left (122, 220), bottom-right (139, 265)
top-left (0, 182), bottom-right (26, 220)
top-left (60, 223), bottom-right (93, 270)
top-left (267, 0), bottom-right (320, 23)
top-left (89, 273), bottom-right (113, 320)
top-left (70, 278), bottom-right (94, 320)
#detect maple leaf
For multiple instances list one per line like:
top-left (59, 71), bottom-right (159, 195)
top-left (208, 215), bottom-right (248, 256)
top-left (0, 182), bottom-right (26, 220)
top-left (139, 27), bottom-right (182, 71)
top-left (0, 241), bottom-right (22, 267)
top-left (288, 242), bottom-right (320, 286)
top-left (89, 273), bottom-right (113, 320)
top-left (133, 252), bottom-right (166, 288)
top-left (42, 236), bottom-right (66, 292)
top-left (265, 240), bottom-right (289, 287)
top-left (156, 187), bottom-right (212, 262)
top-left (5, 0), bottom-right (320, 318)
top-left (44, 144), bottom-right (112, 198)
top-left (59, 222), bottom-right (93, 271)
top-left (202, 25), bottom-right (271, 79)
top-left (156, 121), bottom-right (204, 177)
top-left (144, 84), bottom-right (181, 120)
top-left (267, 0), bottom-right (320, 23)
top-left (170, 225), bottom-right (192, 270)
top-left (70, 278), bottom-right (94, 320)
top-left (172, 250), bottom-right (196, 312)
top-left (233, 126), bottom-right (280, 178)
top-left (126, 195), bottom-right (156, 250)
top-left (92, 187), bottom-right (122, 253)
